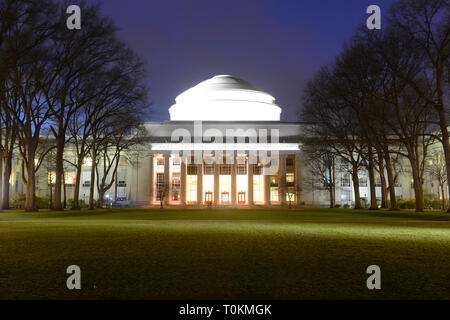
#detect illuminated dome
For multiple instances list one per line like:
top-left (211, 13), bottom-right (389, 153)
top-left (169, 75), bottom-right (282, 121)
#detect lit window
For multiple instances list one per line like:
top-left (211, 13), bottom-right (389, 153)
top-left (270, 187), bottom-right (279, 202)
top-left (253, 175), bottom-right (264, 203)
top-left (156, 173), bottom-right (165, 200)
top-left (220, 175), bottom-right (231, 204)
top-left (286, 173), bottom-right (294, 184)
top-left (286, 186), bottom-right (295, 203)
top-left (48, 172), bottom-right (56, 184)
top-left (236, 175), bottom-right (247, 204)
top-left (65, 172), bottom-right (76, 185)
top-left (187, 175), bottom-right (197, 203)
top-left (172, 172), bottom-right (180, 201)
top-left (203, 175), bottom-right (214, 203)
top-left (270, 175), bottom-right (278, 186)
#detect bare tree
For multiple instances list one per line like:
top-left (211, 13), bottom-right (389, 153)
top-left (302, 65), bottom-right (366, 209)
top-left (360, 0), bottom-right (450, 211)
top-left (304, 144), bottom-right (336, 208)
top-left (46, 0), bottom-right (129, 211)
top-left (427, 150), bottom-right (448, 210)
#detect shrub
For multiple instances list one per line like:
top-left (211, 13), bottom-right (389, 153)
top-left (397, 199), bottom-right (415, 209)
top-left (334, 204), bottom-right (341, 208)
top-left (67, 199), bottom-right (88, 209)
top-left (9, 194), bottom-right (49, 209)
top-left (343, 204), bottom-right (350, 208)
top-left (36, 196), bottom-right (50, 209)
top-left (424, 198), bottom-right (442, 209)
top-left (10, 193), bottom-right (26, 209)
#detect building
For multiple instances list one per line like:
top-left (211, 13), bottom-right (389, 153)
top-left (136, 75), bottom-right (307, 207)
top-left (6, 75), bottom-right (448, 208)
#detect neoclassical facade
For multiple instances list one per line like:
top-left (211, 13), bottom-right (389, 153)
top-left (140, 75), bottom-right (306, 207)
top-left (7, 75), bottom-right (446, 208)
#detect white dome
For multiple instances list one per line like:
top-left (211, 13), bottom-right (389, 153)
top-left (169, 75), bottom-right (282, 121)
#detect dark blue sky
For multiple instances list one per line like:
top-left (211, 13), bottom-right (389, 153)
top-left (100, 0), bottom-right (394, 121)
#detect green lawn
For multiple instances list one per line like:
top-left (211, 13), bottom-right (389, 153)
top-left (0, 208), bottom-right (449, 300)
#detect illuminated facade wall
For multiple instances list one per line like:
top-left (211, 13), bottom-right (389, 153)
top-left (149, 153), bottom-right (299, 207)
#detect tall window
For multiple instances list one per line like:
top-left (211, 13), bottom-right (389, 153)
top-left (270, 187), bottom-right (279, 202)
top-left (156, 173), bottom-right (165, 200)
top-left (172, 172), bottom-right (180, 201)
top-left (253, 175), bottom-right (264, 203)
top-left (186, 175), bottom-right (197, 203)
top-left (220, 175), bottom-right (231, 204)
top-left (203, 175), bottom-right (214, 203)
top-left (270, 174), bottom-right (279, 202)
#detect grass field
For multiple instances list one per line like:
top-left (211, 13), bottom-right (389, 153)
top-left (0, 207), bottom-right (449, 300)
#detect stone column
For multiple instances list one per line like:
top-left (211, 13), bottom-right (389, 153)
top-left (264, 172), bottom-right (271, 205)
top-left (164, 154), bottom-right (170, 206)
top-left (279, 154), bottom-right (287, 206)
top-left (214, 163), bottom-right (220, 205)
top-left (149, 155), bottom-right (154, 205)
top-left (197, 162), bottom-right (203, 206)
top-left (231, 157), bottom-right (237, 206)
top-left (248, 160), bottom-right (253, 205)
top-left (180, 157), bottom-right (186, 205)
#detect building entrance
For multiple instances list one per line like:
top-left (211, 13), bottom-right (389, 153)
top-left (238, 192), bottom-right (246, 204)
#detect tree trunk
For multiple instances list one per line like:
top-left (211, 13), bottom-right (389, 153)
top-left (2, 153), bottom-right (12, 209)
top-left (368, 148), bottom-right (378, 210)
top-left (441, 183), bottom-right (446, 211)
top-left (0, 148), bottom-right (3, 211)
top-left (384, 150), bottom-right (398, 210)
top-left (49, 183), bottom-right (53, 209)
top-left (436, 106), bottom-right (450, 212)
top-left (25, 152), bottom-right (37, 212)
top-left (62, 170), bottom-right (67, 209)
top-left (410, 159), bottom-right (424, 212)
top-left (377, 151), bottom-right (388, 208)
top-left (72, 162), bottom-right (83, 210)
top-left (98, 190), bottom-right (104, 208)
top-left (351, 165), bottom-right (361, 209)
top-left (52, 135), bottom-right (64, 210)
top-left (114, 170), bottom-right (118, 201)
top-left (88, 151), bottom-right (96, 210)
top-left (328, 166), bottom-right (334, 208)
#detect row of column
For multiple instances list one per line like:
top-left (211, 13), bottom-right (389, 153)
top-left (150, 153), bottom-right (297, 206)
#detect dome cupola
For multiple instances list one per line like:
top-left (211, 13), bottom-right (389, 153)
top-left (169, 75), bottom-right (282, 121)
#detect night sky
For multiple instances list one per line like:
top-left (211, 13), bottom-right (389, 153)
top-left (100, 0), bottom-right (394, 122)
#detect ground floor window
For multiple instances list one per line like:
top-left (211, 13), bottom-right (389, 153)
top-left (187, 175), bottom-right (197, 202)
top-left (220, 175), bottom-right (231, 204)
top-left (203, 175), bottom-right (214, 204)
top-left (286, 186), bottom-right (295, 203)
top-left (253, 175), bottom-right (264, 203)
top-left (236, 175), bottom-right (247, 204)
top-left (156, 173), bottom-right (165, 201)
top-left (270, 187), bottom-right (279, 202)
